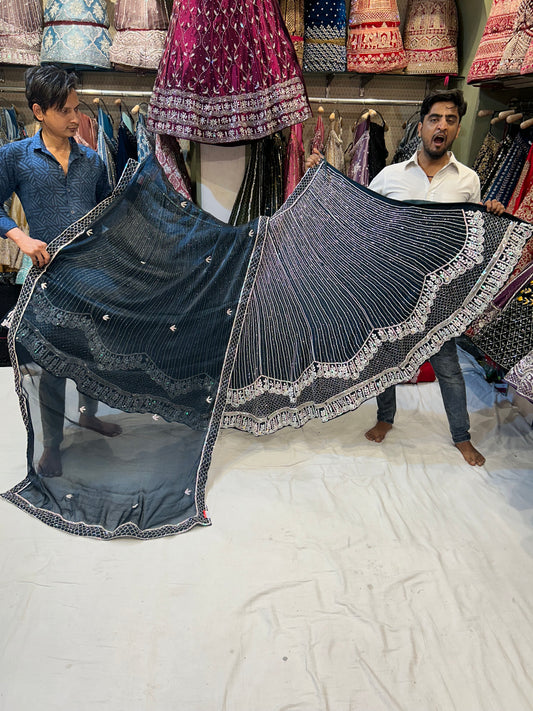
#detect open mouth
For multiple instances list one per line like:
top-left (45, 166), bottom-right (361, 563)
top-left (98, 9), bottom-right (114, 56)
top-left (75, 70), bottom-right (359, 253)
top-left (433, 135), bottom-right (446, 147)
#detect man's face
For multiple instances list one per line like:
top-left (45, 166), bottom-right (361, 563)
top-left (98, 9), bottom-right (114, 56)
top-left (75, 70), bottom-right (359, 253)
top-left (33, 89), bottom-right (80, 139)
top-left (417, 101), bottom-right (461, 159)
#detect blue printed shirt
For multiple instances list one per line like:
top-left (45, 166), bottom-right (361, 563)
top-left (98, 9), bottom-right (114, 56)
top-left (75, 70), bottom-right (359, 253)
top-left (0, 130), bottom-right (111, 243)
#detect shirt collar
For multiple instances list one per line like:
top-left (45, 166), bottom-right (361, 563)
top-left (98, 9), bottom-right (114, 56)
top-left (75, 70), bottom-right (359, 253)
top-left (406, 151), bottom-right (459, 173)
top-left (32, 129), bottom-right (81, 158)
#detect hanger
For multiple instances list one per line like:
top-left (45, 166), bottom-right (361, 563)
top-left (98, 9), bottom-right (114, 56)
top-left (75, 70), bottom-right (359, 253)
top-left (115, 97), bottom-right (133, 119)
top-left (506, 112), bottom-right (524, 124)
top-left (402, 109), bottom-right (420, 129)
top-left (132, 102), bottom-right (149, 116)
top-left (78, 99), bottom-right (96, 118)
top-left (357, 108), bottom-right (389, 132)
top-left (490, 109), bottom-right (516, 125)
top-left (93, 97), bottom-right (114, 122)
top-left (521, 116), bottom-right (533, 130)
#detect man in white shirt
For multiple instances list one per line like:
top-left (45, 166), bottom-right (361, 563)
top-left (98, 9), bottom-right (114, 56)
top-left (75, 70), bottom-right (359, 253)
top-left (307, 89), bottom-right (505, 466)
top-left (365, 90), bottom-right (504, 466)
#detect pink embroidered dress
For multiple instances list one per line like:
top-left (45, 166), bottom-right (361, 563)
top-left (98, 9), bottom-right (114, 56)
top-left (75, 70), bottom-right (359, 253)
top-left (147, 0), bottom-right (311, 144)
top-left (109, 0), bottom-right (169, 71)
top-left (467, 0), bottom-right (522, 83)
top-left (0, 0), bottom-right (42, 66)
top-left (347, 0), bottom-right (407, 73)
top-left (403, 0), bottom-right (458, 75)
top-left (496, 0), bottom-right (533, 77)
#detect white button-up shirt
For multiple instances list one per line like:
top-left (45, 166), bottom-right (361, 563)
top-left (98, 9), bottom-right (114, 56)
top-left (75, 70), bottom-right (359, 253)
top-left (368, 151), bottom-right (481, 204)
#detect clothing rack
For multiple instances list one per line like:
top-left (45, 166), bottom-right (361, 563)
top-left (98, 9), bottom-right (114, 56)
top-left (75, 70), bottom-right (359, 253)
top-left (0, 85), bottom-right (424, 105)
top-left (308, 96), bottom-right (422, 106)
top-left (0, 86), bottom-right (153, 98)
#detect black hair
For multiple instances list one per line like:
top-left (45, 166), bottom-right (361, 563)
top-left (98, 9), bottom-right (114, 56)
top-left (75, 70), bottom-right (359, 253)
top-left (419, 89), bottom-right (467, 123)
top-left (24, 65), bottom-right (78, 115)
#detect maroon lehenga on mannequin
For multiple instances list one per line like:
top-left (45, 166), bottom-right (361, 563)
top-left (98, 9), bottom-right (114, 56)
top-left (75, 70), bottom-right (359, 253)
top-left (0, 0), bottom-right (42, 66)
top-left (147, 0), bottom-right (311, 144)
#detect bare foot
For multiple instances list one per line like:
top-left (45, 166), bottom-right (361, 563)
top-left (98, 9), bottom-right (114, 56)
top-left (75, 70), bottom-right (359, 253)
top-left (79, 414), bottom-right (122, 437)
top-left (37, 447), bottom-right (62, 477)
top-left (365, 421), bottom-right (393, 443)
top-left (455, 441), bottom-right (486, 466)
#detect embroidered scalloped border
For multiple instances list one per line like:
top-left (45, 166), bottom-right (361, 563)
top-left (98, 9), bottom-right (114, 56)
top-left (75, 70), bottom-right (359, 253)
top-left (223, 215), bottom-right (533, 436)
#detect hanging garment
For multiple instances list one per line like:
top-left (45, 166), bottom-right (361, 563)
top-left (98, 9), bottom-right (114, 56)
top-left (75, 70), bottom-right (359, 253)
top-left (505, 350), bottom-right (533, 403)
top-left (146, 0), bottom-right (311, 144)
top-left (324, 114), bottom-right (345, 173)
top-left (136, 112), bottom-right (155, 164)
top-left (480, 127), bottom-right (517, 197)
top-left (471, 263), bottom-right (533, 373)
top-left (229, 133), bottom-right (285, 226)
top-left (310, 109), bottom-right (325, 155)
top-left (303, 0), bottom-right (347, 72)
top-left (0, 0), bottom-right (42, 66)
top-left (109, 0), bottom-right (169, 71)
top-left (347, 0), bottom-right (407, 73)
top-left (3, 157), bottom-right (532, 539)
top-left (346, 118), bottom-right (370, 184)
top-left (75, 111), bottom-right (98, 151)
top-left (367, 117), bottom-right (388, 183)
top-left (496, 0), bottom-right (533, 76)
top-left (483, 130), bottom-right (533, 206)
top-left (116, 120), bottom-right (138, 181)
top-left (402, 0), bottom-right (458, 75)
top-left (284, 122), bottom-right (305, 200)
top-left (391, 112), bottom-right (421, 164)
top-left (520, 26), bottom-right (533, 73)
top-left (508, 142), bottom-right (533, 215)
top-left (279, 0), bottom-right (305, 67)
top-left (154, 134), bottom-right (192, 200)
top-left (467, 0), bottom-right (522, 83)
top-left (40, 0), bottom-right (112, 69)
top-left (472, 127), bottom-right (501, 186)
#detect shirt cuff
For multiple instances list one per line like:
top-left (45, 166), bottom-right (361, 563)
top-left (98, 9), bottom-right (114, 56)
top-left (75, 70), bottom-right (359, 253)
top-left (0, 215), bottom-right (18, 238)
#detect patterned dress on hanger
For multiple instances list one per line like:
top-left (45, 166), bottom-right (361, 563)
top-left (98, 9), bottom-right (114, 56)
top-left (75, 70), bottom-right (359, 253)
top-left (303, 0), bottom-right (347, 72)
top-left (520, 18), bottom-right (533, 73)
top-left (472, 128), bottom-right (501, 186)
top-left (40, 0), bottom-right (112, 69)
top-left (109, 0), bottom-right (169, 71)
top-left (347, 0), bottom-right (407, 73)
top-left (284, 122), bottom-right (305, 200)
top-left (229, 133), bottom-right (285, 225)
top-left (325, 115), bottom-right (345, 173)
top-left (279, 0), bottom-right (305, 67)
top-left (496, 0), bottom-right (533, 76)
top-left (467, 0), bottom-right (522, 83)
top-left (483, 129), bottom-right (533, 206)
top-left (402, 0), bottom-right (458, 75)
top-left (310, 110), bottom-right (325, 155)
top-left (155, 135), bottom-right (192, 200)
top-left (391, 112), bottom-right (421, 164)
top-left (346, 118), bottom-right (370, 184)
top-left (0, 0), bottom-right (42, 66)
top-left (147, 0), bottom-right (311, 144)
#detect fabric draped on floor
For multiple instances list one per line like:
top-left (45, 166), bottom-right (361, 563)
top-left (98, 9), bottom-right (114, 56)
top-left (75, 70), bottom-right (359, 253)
top-left (3, 158), bottom-right (532, 539)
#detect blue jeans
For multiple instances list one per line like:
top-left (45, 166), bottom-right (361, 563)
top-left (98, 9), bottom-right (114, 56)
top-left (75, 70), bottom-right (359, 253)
top-left (376, 339), bottom-right (470, 444)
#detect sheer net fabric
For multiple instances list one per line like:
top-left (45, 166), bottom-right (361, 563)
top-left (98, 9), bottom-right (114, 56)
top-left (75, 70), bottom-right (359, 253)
top-left (3, 160), bottom-right (532, 539)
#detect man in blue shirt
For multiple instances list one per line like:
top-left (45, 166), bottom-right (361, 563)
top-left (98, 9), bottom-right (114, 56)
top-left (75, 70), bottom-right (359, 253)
top-left (0, 65), bottom-right (120, 476)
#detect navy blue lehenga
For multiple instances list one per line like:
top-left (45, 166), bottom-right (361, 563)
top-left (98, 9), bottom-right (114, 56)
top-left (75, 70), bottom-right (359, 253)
top-left (3, 157), bottom-right (532, 538)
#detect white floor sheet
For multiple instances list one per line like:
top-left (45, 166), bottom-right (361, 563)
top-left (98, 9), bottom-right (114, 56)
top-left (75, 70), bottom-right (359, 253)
top-left (1, 349), bottom-right (532, 711)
